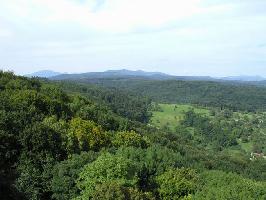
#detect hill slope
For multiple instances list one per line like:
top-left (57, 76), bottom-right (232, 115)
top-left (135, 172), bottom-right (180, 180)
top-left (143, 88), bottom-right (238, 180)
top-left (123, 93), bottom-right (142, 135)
top-left (51, 69), bottom-right (172, 80)
top-left (57, 78), bottom-right (266, 112)
top-left (1, 71), bottom-right (266, 200)
top-left (25, 70), bottom-right (61, 78)
top-left (50, 69), bottom-right (218, 81)
top-left (50, 69), bottom-right (266, 83)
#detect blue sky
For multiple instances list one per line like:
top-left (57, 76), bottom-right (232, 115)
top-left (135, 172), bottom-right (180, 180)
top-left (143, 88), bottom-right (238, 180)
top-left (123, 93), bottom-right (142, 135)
top-left (0, 0), bottom-right (266, 76)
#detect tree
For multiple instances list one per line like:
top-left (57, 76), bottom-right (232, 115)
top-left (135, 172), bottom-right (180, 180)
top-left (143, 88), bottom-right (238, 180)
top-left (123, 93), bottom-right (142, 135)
top-left (156, 168), bottom-right (198, 200)
top-left (112, 130), bottom-right (148, 148)
top-left (76, 153), bottom-right (138, 199)
top-left (15, 122), bottom-right (66, 199)
top-left (194, 170), bottom-right (266, 200)
top-left (67, 117), bottom-right (109, 153)
top-left (92, 181), bottom-right (155, 200)
top-left (51, 151), bottom-right (98, 200)
top-left (116, 145), bottom-right (183, 191)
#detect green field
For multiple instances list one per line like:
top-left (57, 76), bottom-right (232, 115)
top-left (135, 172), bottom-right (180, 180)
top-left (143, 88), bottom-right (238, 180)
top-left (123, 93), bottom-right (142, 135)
top-left (150, 104), bottom-right (209, 131)
top-left (150, 104), bottom-right (259, 154)
top-left (238, 139), bottom-right (253, 153)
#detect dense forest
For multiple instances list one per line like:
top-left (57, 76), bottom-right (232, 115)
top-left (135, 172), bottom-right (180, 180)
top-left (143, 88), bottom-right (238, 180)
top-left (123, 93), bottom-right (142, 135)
top-left (1, 71), bottom-right (266, 200)
top-left (52, 81), bottom-right (152, 123)
top-left (69, 78), bottom-right (266, 112)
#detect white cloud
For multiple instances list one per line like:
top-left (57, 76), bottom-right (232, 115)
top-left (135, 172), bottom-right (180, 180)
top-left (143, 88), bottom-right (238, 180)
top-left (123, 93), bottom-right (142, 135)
top-left (0, 28), bottom-right (13, 37)
top-left (0, 0), bottom-right (232, 33)
top-left (0, 0), bottom-right (265, 76)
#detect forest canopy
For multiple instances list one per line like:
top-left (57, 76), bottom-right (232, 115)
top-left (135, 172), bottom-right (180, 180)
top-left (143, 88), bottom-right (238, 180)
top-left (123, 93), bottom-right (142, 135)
top-left (74, 78), bottom-right (266, 112)
top-left (0, 71), bottom-right (266, 200)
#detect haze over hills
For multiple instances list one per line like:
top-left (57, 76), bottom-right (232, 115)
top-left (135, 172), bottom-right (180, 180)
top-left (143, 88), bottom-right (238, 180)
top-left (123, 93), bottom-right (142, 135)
top-left (25, 69), bottom-right (266, 83)
top-left (220, 75), bottom-right (266, 82)
top-left (49, 69), bottom-right (172, 80)
top-left (46, 69), bottom-right (216, 81)
top-left (25, 70), bottom-right (62, 78)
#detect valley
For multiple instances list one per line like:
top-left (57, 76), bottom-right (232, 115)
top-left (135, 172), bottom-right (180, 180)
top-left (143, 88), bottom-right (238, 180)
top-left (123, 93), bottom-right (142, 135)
top-left (1, 71), bottom-right (266, 200)
top-left (150, 103), bottom-right (266, 158)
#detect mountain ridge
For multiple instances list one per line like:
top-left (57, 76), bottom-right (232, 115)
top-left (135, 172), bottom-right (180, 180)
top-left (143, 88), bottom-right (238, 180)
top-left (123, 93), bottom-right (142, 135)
top-left (49, 69), bottom-right (217, 81)
top-left (26, 69), bottom-right (266, 82)
top-left (25, 70), bottom-right (62, 78)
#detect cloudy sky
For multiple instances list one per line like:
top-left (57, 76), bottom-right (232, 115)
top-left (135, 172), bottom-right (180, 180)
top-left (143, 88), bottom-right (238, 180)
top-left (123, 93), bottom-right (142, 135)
top-left (0, 0), bottom-right (266, 76)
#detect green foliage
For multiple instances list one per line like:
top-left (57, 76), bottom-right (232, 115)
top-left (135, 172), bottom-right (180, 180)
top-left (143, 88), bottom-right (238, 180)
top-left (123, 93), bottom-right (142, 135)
top-left (91, 181), bottom-right (127, 200)
top-left (194, 170), bottom-right (266, 200)
top-left (56, 81), bottom-right (152, 123)
top-left (15, 153), bottom-right (56, 200)
top-left (116, 145), bottom-right (183, 192)
top-left (0, 72), bottom-right (72, 199)
top-left (112, 130), bottom-right (148, 148)
top-left (1, 71), bottom-right (266, 199)
top-left (150, 104), bottom-right (209, 131)
top-left (19, 122), bottom-right (66, 160)
top-left (181, 109), bottom-right (237, 148)
top-left (64, 94), bottom-right (129, 131)
top-left (91, 181), bottom-right (155, 200)
top-left (116, 145), bottom-right (182, 175)
top-left (67, 117), bottom-right (109, 152)
top-left (15, 122), bottom-right (67, 199)
top-left (156, 168), bottom-right (198, 200)
top-left (88, 78), bottom-right (266, 112)
top-left (51, 151), bottom-right (98, 200)
top-left (76, 153), bottom-right (138, 199)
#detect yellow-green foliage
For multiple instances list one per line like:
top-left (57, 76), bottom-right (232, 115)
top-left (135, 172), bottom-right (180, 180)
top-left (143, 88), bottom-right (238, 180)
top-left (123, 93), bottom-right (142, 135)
top-left (156, 168), bottom-right (198, 200)
top-left (89, 181), bottom-right (155, 200)
top-left (112, 130), bottom-right (148, 148)
top-left (67, 117), bottom-right (109, 152)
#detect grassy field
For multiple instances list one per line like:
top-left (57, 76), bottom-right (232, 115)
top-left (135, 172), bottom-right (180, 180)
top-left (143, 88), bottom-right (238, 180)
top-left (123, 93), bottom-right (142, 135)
top-left (150, 103), bottom-right (264, 155)
top-left (150, 104), bottom-right (209, 131)
top-left (238, 139), bottom-right (253, 153)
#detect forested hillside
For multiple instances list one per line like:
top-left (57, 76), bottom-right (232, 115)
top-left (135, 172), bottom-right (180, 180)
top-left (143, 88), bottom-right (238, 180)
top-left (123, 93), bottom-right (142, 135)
top-left (82, 78), bottom-right (266, 112)
top-left (52, 81), bottom-right (152, 123)
top-left (1, 71), bottom-right (266, 200)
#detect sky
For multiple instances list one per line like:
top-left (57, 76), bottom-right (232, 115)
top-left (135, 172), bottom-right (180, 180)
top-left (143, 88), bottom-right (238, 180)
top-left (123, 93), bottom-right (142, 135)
top-left (0, 0), bottom-right (266, 77)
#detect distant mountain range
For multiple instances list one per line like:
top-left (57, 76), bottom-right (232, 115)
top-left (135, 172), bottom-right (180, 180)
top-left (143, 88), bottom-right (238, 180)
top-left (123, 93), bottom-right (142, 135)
top-left (25, 69), bottom-right (266, 83)
top-left (49, 69), bottom-right (172, 80)
top-left (220, 76), bottom-right (266, 82)
top-left (25, 70), bottom-right (62, 78)
top-left (49, 69), bottom-right (217, 81)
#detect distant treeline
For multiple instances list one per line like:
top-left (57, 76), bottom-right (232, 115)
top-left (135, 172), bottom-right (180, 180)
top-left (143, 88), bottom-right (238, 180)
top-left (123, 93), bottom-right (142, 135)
top-left (80, 78), bottom-right (266, 112)
top-left (51, 81), bottom-right (152, 123)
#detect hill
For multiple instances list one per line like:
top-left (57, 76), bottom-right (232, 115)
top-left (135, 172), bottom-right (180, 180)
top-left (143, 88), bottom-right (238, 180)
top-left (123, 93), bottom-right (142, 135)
top-left (1, 71), bottom-right (266, 200)
top-left (54, 77), bottom-right (266, 112)
top-left (50, 69), bottom-right (219, 81)
top-left (220, 75), bottom-right (266, 82)
top-left (51, 69), bottom-right (172, 80)
top-left (25, 70), bottom-right (62, 78)
top-left (50, 69), bottom-right (266, 83)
